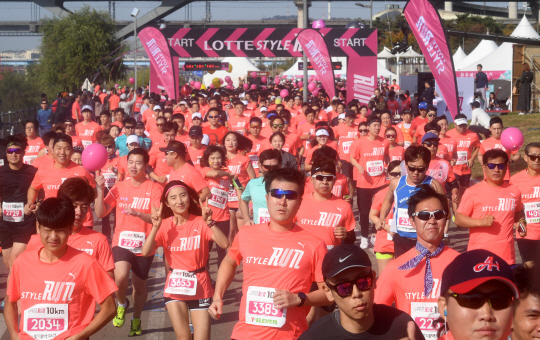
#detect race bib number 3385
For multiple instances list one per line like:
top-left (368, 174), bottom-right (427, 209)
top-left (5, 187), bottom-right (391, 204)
top-left (246, 286), bottom-right (287, 328)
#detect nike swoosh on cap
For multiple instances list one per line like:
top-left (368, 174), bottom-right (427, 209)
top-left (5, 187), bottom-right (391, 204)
top-left (339, 254), bottom-right (353, 263)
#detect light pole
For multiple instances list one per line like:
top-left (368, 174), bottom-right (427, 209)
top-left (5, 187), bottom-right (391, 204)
top-left (131, 8), bottom-right (140, 89)
top-left (302, 0), bottom-right (308, 102)
top-left (355, 2), bottom-right (372, 28)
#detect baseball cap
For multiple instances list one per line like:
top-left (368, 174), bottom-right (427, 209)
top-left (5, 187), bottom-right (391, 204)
top-left (419, 102), bottom-right (428, 109)
top-left (135, 121), bottom-right (145, 129)
top-left (103, 89), bottom-right (106, 93)
top-left (107, 91), bottom-right (111, 95)
top-left (322, 244), bottom-right (372, 279)
top-left (421, 132), bottom-right (440, 143)
top-left (192, 112), bottom-right (202, 119)
top-left (189, 126), bottom-right (203, 137)
top-left (159, 140), bottom-right (186, 155)
top-left (345, 110), bottom-right (357, 118)
top-left (120, 94), bottom-right (127, 100)
top-left (201, 134), bottom-right (210, 146)
top-left (153, 105), bottom-right (162, 111)
top-left (81, 105), bottom-right (93, 112)
top-left (315, 129), bottom-right (329, 137)
top-left (260, 107), bottom-right (268, 112)
top-left (126, 135), bottom-right (140, 145)
top-left (338, 113), bottom-right (346, 120)
top-left (441, 249), bottom-right (518, 298)
top-left (165, 100), bottom-right (174, 106)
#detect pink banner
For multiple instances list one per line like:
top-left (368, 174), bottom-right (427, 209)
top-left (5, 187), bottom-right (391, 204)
top-left (138, 27), bottom-right (176, 100)
top-left (404, 0), bottom-right (458, 118)
top-left (346, 29), bottom-right (378, 106)
top-left (296, 29), bottom-right (336, 100)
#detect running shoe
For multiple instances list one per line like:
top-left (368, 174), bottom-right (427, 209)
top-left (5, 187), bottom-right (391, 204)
top-left (129, 318), bottom-right (142, 337)
top-left (360, 237), bottom-right (368, 249)
top-left (113, 299), bottom-right (130, 327)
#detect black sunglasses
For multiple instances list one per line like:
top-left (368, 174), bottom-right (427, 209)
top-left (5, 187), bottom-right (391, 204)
top-left (105, 145), bottom-right (115, 149)
top-left (427, 114), bottom-right (436, 117)
top-left (327, 272), bottom-right (373, 298)
top-left (411, 210), bottom-right (447, 221)
top-left (450, 293), bottom-right (513, 311)
top-left (527, 154), bottom-right (540, 161)
top-left (423, 141), bottom-right (439, 147)
top-left (208, 115), bottom-right (219, 119)
top-left (270, 189), bottom-right (299, 200)
top-left (407, 165), bottom-right (426, 173)
top-left (312, 174), bottom-right (336, 182)
top-left (485, 163), bottom-right (506, 170)
top-left (359, 129), bottom-right (368, 133)
top-left (385, 134), bottom-right (396, 139)
top-left (388, 171), bottom-right (401, 177)
top-left (251, 125), bottom-right (261, 129)
top-left (262, 163), bottom-right (279, 171)
top-left (125, 125), bottom-right (135, 129)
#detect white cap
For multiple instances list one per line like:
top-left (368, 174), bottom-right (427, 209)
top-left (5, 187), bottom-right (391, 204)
top-left (454, 118), bottom-right (468, 126)
top-left (103, 89), bottom-right (106, 93)
top-left (260, 107), bottom-right (268, 112)
top-left (315, 129), bottom-right (330, 137)
top-left (338, 113), bottom-right (346, 120)
top-left (126, 135), bottom-right (140, 145)
top-left (153, 105), bottom-right (162, 110)
top-left (107, 91), bottom-right (111, 95)
top-left (214, 92), bottom-right (220, 95)
top-left (69, 93), bottom-right (73, 96)
top-left (179, 101), bottom-right (187, 105)
top-left (192, 112), bottom-right (202, 119)
top-left (242, 100), bottom-right (249, 105)
top-left (120, 93), bottom-right (127, 100)
top-left (81, 105), bottom-right (93, 112)
top-left (271, 96), bottom-right (276, 100)
top-left (201, 94), bottom-right (208, 98)
top-left (201, 134), bottom-right (210, 145)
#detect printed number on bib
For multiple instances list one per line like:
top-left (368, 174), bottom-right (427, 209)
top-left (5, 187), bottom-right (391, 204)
top-left (342, 141), bottom-right (353, 154)
top-left (524, 202), bottom-right (540, 224)
top-left (165, 269), bottom-right (197, 296)
top-left (209, 187), bottom-right (228, 209)
top-left (411, 302), bottom-right (439, 339)
top-left (258, 208), bottom-right (270, 224)
top-left (249, 155), bottom-right (259, 169)
top-left (118, 231), bottom-right (145, 253)
top-left (3, 202), bottom-right (24, 222)
top-left (228, 187), bottom-right (238, 202)
top-left (24, 303), bottom-right (68, 340)
top-left (397, 208), bottom-right (415, 234)
top-left (103, 172), bottom-right (117, 188)
top-left (23, 155), bottom-right (37, 165)
top-left (366, 160), bottom-right (384, 176)
top-left (246, 286), bottom-right (287, 328)
top-left (456, 151), bottom-right (468, 165)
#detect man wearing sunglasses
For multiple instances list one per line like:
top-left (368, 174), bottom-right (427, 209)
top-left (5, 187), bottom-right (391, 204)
top-left (412, 106), bottom-right (438, 145)
top-left (376, 184), bottom-right (459, 340)
top-left (209, 168), bottom-right (331, 339)
top-left (247, 117), bottom-right (267, 174)
top-left (300, 244), bottom-right (422, 340)
top-left (115, 117), bottom-right (138, 156)
top-left (202, 107), bottom-right (228, 146)
top-left (456, 149), bottom-right (526, 267)
top-left (437, 249), bottom-right (518, 340)
top-left (409, 102), bottom-right (428, 139)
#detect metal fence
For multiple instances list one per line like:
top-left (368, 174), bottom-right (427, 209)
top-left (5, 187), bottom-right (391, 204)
top-left (0, 107), bottom-right (38, 138)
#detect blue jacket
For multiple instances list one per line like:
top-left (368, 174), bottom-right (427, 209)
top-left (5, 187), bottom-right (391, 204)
top-left (37, 109), bottom-right (53, 127)
top-left (115, 134), bottom-right (150, 156)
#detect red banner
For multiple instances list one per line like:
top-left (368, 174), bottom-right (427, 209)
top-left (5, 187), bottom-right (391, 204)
top-left (138, 27), bottom-right (176, 100)
top-left (296, 29), bottom-right (336, 100)
top-left (404, 0), bottom-right (459, 118)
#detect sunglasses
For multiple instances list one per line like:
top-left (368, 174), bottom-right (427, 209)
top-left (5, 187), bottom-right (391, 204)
top-left (450, 293), bottom-right (513, 311)
top-left (251, 125), bottom-right (261, 129)
top-left (7, 148), bottom-right (22, 154)
top-left (312, 174), bottom-right (336, 182)
top-left (156, 124), bottom-right (164, 127)
top-left (388, 171), bottom-right (401, 177)
top-left (485, 163), bottom-right (506, 170)
top-left (327, 273), bottom-right (373, 298)
top-left (125, 126), bottom-right (135, 129)
top-left (262, 164), bottom-right (279, 171)
top-left (423, 141), bottom-right (439, 147)
top-left (411, 210), bottom-right (447, 221)
top-left (208, 115), bottom-right (219, 119)
top-left (270, 189), bottom-right (299, 200)
top-left (527, 154), bottom-right (540, 161)
top-left (272, 124), bottom-right (284, 128)
top-left (105, 145), bottom-right (115, 149)
top-left (407, 165), bottom-right (426, 173)
top-left (385, 134), bottom-right (396, 139)
top-left (427, 114), bottom-right (436, 117)
top-left (192, 117), bottom-right (202, 120)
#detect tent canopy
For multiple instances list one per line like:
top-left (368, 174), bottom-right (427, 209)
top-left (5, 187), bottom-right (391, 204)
top-left (453, 46), bottom-right (467, 65)
top-left (511, 15), bottom-right (540, 39)
top-left (377, 47), bottom-right (396, 58)
top-left (202, 57), bottom-right (260, 88)
top-left (456, 39), bottom-right (499, 70)
top-left (398, 46), bottom-right (423, 58)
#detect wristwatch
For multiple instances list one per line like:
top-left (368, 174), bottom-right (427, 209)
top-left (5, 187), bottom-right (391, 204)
top-left (297, 292), bottom-right (307, 307)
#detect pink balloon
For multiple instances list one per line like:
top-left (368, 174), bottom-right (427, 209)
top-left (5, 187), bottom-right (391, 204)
top-left (251, 84), bottom-right (257, 90)
top-left (312, 19), bottom-right (326, 28)
top-left (81, 143), bottom-right (108, 172)
top-left (280, 89), bottom-right (289, 98)
top-left (298, 81), bottom-right (304, 88)
top-left (194, 81), bottom-right (201, 90)
top-left (227, 85), bottom-right (234, 90)
top-left (341, 87), bottom-right (345, 90)
top-left (225, 76), bottom-right (231, 83)
top-left (251, 71), bottom-right (257, 78)
top-left (313, 88), bottom-right (320, 97)
top-left (261, 76), bottom-right (267, 83)
top-left (219, 78), bottom-right (224, 84)
top-left (308, 82), bottom-right (317, 92)
top-left (189, 80), bottom-right (195, 86)
top-left (210, 84), bottom-right (215, 89)
top-left (243, 83), bottom-right (249, 90)
top-left (501, 127), bottom-right (524, 151)
top-left (129, 77), bottom-right (135, 84)
top-left (115, 84), bottom-right (119, 88)
top-left (487, 73), bottom-right (493, 81)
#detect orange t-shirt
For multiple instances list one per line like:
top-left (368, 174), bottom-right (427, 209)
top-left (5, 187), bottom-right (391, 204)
top-left (350, 137), bottom-right (389, 189)
top-left (70, 135), bottom-right (84, 149)
top-left (117, 155), bottom-right (128, 179)
top-left (446, 129), bottom-right (480, 176)
top-left (379, 125), bottom-right (405, 144)
top-left (510, 169), bottom-right (540, 240)
top-left (154, 215), bottom-right (214, 300)
top-left (149, 151), bottom-right (173, 178)
top-left (281, 133), bottom-right (302, 156)
top-left (71, 101), bottom-right (81, 121)
top-left (426, 158), bottom-right (456, 190)
top-left (200, 167), bottom-right (231, 222)
top-left (389, 146), bottom-right (405, 162)
top-left (109, 95), bottom-right (120, 111)
top-left (304, 143), bottom-right (338, 166)
top-left (371, 186), bottom-right (394, 253)
top-left (24, 137), bottom-right (45, 165)
top-left (104, 179), bottom-right (163, 254)
top-left (480, 137), bottom-right (519, 181)
top-left (296, 194), bottom-right (355, 248)
top-left (296, 122), bottom-right (316, 149)
top-left (203, 125), bottom-right (229, 145)
top-left (303, 173), bottom-right (349, 199)
top-left (410, 116), bottom-right (427, 137)
top-left (435, 144), bottom-right (451, 162)
top-left (387, 100), bottom-right (400, 114)
top-left (187, 146), bottom-right (206, 171)
top-left (75, 121), bottom-right (102, 148)
top-left (30, 154), bottom-right (54, 170)
top-left (396, 122), bottom-right (412, 148)
top-left (457, 181), bottom-right (523, 264)
top-left (168, 163), bottom-right (208, 194)
top-left (439, 136), bottom-right (456, 158)
top-left (31, 161), bottom-right (95, 199)
top-left (247, 135), bottom-right (267, 173)
top-left (334, 124), bottom-right (359, 161)
top-left (7, 246), bottom-right (117, 340)
top-left (228, 115), bottom-right (250, 135)
top-left (149, 131), bottom-right (163, 145)
top-left (226, 154), bottom-right (251, 208)
top-left (175, 133), bottom-right (191, 149)
top-left (228, 223), bottom-right (327, 340)
top-left (101, 156), bottom-right (120, 188)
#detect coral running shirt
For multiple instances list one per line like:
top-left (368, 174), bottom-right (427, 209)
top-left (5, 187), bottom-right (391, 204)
top-left (247, 135), bottom-right (267, 170)
top-left (203, 125), bottom-right (229, 146)
top-left (350, 137), bottom-right (389, 189)
top-left (149, 151), bottom-right (173, 178)
top-left (71, 101), bottom-right (81, 121)
top-left (226, 154), bottom-right (252, 209)
top-left (187, 146), bottom-right (207, 171)
top-left (334, 124), bottom-right (359, 161)
top-left (479, 137), bottom-right (519, 181)
top-left (31, 161), bottom-right (96, 199)
top-left (297, 123), bottom-right (316, 149)
top-left (439, 136), bottom-right (456, 159)
top-left (446, 129), bottom-right (480, 176)
top-left (510, 169), bottom-right (540, 240)
top-left (168, 163), bottom-right (209, 194)
top-left (375, 246), bottom-right (459, 339)
top-left (389, 146), bottom-right (405, 162)
top-left (457, 181), bottom-right (523, 264)
top-left (228, 223), bottom-right (327, 340)
top-left (75, 121), bottom-right (102, 148)
top-left (101, 156), bottom-right (120, 188)
top-left (229, 115), bottom-right (250, 135)
top-left (396, 122), bottom-right (412, 148)
top-left (296, 194), bottom-right (355, 248)
top-left (200, 167), bottom-right (231, 222)
top-left (31, 155), bottom-right (54, 170)
top-left (104, 179), bottom-right (163, 254)
top-left (303, 173), bottom-right (349, 200)
top-left (109, 95), bottom-right (120, 111)
top-left (371, 186), bottom-right (394, 254)
top-left (7, 246), bottom-right (117, 340)
top-left (410, 116), bottom-right (427, 137)
top-left (24, 137), bottom-right (45, 165)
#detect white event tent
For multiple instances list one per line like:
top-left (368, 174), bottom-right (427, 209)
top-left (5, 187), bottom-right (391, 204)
top-left (452, 46), bottom-right (467, 66)
top-left (455, 39), bottom-right (499, 70)
top-left (202, 57), bottom-right (260, 88)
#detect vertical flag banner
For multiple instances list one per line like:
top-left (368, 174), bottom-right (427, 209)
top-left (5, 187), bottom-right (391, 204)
top-left (138, 27), bottom-right (176, 100)
top-left (296, 29), bottom-right (336, 100)
top-left (403, 0), bottom-right (459, 118)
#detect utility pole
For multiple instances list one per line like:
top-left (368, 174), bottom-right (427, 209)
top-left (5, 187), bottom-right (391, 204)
top-left (113, 2), bottom-right (116, 21)
top-left (206, 1), bottom-right (211, 23)
top-left (303, 0), bottom-right (308, 102)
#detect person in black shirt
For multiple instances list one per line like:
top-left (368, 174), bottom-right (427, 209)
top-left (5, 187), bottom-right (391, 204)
top-left (0, 134), bottom-right (38, 270)
top-left (300, 245), bottom-right (424, 340)
top-left (421, 80), bottom-right (436, 106)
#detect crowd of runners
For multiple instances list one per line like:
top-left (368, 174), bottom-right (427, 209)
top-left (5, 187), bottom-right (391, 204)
top-left (0, 80), bottom-right (538, 340)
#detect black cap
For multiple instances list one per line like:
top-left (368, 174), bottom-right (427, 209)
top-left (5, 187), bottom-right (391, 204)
top-left (135, 121), bottom-right (145, 129)
top-left (345, 110), bottom-right (357, 118)
top-left (441, 249), bottom-right (519, 298)
top-left (322, 244), bottom-right (372, 279)
top-left (159, 140), bottom-right (186, 155)
top-left (189, 126), bottom-right (203, 137)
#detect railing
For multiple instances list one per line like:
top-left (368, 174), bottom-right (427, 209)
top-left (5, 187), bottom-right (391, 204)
top-left (0, 107), bottom-right (38, 138)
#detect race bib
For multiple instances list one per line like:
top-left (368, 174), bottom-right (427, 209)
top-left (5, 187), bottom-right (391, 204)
top-left (209, 187), bottom-right (228, 209)
top-left (228, 186), bottom-right (239, 202)
top-left (524, 202), bottom-right (540, 224)
top-left (23, 155), bottom-right (37, 165)
top-left (249, 154), bottom-right (259, 169)
top-left (103, 172), bottom-right (117, 188)
top-left (118, 231), bottom-right (145, 253)
top-left (397, 208), bottom-right (415, 234)
top-left (342, 141), bottom-right (353, 154)
top-left (404, 141), bottom-right (411, 149)
top-left (411, 302), bottom-right (439, 339)
top-left (24, 303), bottom-right (69, 340)
top-left (82, 140), bottom-right (92, 148)
top-left (165, 269), bottom-right (197, 296)
top-left (366, 160), bottom-right (384, 176)
top-left (456, 151), bottom-right (468, 165)
top-left (3, 202), bottom-right (24, 222)
top-left (258, 208), bottom-right (270, 224)
top-left (0, 159), bottom-right (3, 166)
top-left (245, 286), bottom-right (287, 328)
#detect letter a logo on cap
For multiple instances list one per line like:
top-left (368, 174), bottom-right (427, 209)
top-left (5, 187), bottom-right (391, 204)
top-left (473, 256), bottom-right (500, 273)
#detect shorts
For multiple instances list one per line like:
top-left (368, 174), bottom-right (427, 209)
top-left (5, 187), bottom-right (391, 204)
top-left (310, 281), bottom-right (336, 313)
top-left (112, 246), bottom-right (154, 280)
top-left (455, 173), bottom-right (471, 188)
top-left (0, 226), bottom-right (36, 249)
top-left (375, 252), bottom-right (394, 260)
top-left (164, 297), bottom-right (212, 310)
top-left (517, 239), bottom-right (540, 264)
top-left (340, 160), bottom-right (353, 179)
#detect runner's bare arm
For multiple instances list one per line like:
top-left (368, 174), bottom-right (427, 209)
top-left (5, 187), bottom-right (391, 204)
top-left (376, 180), bottom-right (398, 230)
top-left (24, 186), bottom-right (39, 215)
top-left (95, 172), bottom-right (114, 218)
top-left (246, 163), bottom-right (256, 180)
top-left (239, 198), bottom-right (254, 225)
top-left (3, 296), bottom-right (21, 340)
top-left (430, 179), bottom-right (446, 196)
top-left (511, 151), bottom-right (521, 163)
top-left (468, 147), bottom-right (480, 168)
top-left (65, 295), bottom-right (115, 340)
top-left (203, 197), bottom-right (230, 249)
top-left (274, 282), bottom-right (331, 309)
top-left (141, 203), bottom-right (163, 257)
top-left (349, 155), bottom-right (364, 174)
top-left (209, 255), bottom-right (238, 320)
top-left (454, 212), bottom-right (494, 228)
top-left (198, 187), bottom-right (211, 202)
top-left (204, 169), bottom-right (235, 179)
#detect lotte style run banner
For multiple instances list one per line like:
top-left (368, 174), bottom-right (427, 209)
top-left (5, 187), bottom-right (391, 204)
top-left (403, 0), bottom-right (459, 118)
top-left (296, 29), bottom-right (336, 100)
top-left (138, 27), bottom-right (177, 100)
top-left (159, 27), bottom-right (378, 104)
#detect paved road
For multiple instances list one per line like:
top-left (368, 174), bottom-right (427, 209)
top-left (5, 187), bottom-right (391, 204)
top-left (0, 198), bottom-right (523, 340)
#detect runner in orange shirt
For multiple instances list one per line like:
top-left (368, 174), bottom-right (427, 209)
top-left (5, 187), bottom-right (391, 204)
top-left (379, 111), bottom-right (405, 146)
top-left (303, 147), bottom-right (350, 201)
top-left (279, 113), bottom-right (304, 157)
top-left (396, 109), bottom-right (413, 148)
top-left (142, 181), bottom-right (229, 340)
top-left (173, 113), bottom-right (190, 146)
top-left (148, 121), bottom-right (177, 185)
top-left (410, 102), bottom-right (428, 138)
top-left (247, 118), bottom-right (267, 173)
top-left (187, 126), bottom-right (207, 171)
top-left (111, 108), bottom-right (125, 129)
top-left (304, 128), bottom-right (338, 172)
top-left (375, 185), bottom-right (459, 339)
top-left (109, 89), bottom-right (120, 111)
top-left (33, 131), bottom-right (56, 168)
top-left (510, 142), bottom-right (540, 268)
top-left (228, 102), bottom-right (250, 135)
top-left (75, 106), bottom-right (102, 148)
top-left (22, 119), bottom-right (45, 165)
top-left (95, 148), bottom-right (163, 336)
top-left (202, 107), bottom-right (228, 146)
top-left (117, 135), bottom-right (140, 181)
top-left (412, 106), bottom-right (438, 144)
top-left (297, 108), bottom-right (317, 155)
top-left (63, 117), bottom-right (84, 149)
top-left (72, 94), bottom-right (82, 122)
top-left (386, 127), bottom-right (405, 161)
top-left (208, 168), bottom-right (330, 339)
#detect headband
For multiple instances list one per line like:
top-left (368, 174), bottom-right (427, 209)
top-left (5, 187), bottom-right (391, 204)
top-left (6, 142), bottom-right (21, 148)
top-left (165, 184), bottom-right (188, 197)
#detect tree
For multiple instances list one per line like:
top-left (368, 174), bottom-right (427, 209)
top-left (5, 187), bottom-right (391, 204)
top-left (36, 6), bottom-right (127, 92)
top-left (0, 70), bottom-right (41, 112)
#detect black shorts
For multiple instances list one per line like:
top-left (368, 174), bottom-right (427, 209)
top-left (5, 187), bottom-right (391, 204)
top-left (112, 246), bottom-right (154, 280)
top-left (517, 239), bottom-right (540, 264)
top-left (340, 160), bottom-right (353, 179)
top-left (455, 173), bottom-right (471, 188)
top-left (164, 297), bottom-right (212, 310)
top-left (0, 226), bottom-right (36, 249)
